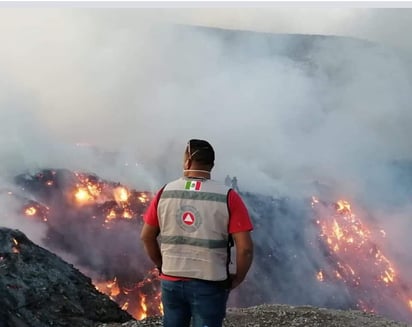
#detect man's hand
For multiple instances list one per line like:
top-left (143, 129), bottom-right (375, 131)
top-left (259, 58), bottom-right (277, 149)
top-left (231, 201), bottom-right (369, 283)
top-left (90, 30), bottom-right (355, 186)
top-left (231, 231), bottom-right (253, 289)
top-left (140, 223), bottom-right (162, 268)
top-left (228, 273), bottom-right (242, 290)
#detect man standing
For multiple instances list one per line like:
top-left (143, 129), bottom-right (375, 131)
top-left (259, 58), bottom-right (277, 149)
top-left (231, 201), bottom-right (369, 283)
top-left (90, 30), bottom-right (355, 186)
top-left (141, 139), bottom-right (254, 327)
top-left (224, 174), bottom-right (232, 187)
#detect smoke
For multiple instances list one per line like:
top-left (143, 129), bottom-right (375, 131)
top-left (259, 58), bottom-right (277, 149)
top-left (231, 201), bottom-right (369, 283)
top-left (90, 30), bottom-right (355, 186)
top-left (1, 7), bottom-right (412, 320)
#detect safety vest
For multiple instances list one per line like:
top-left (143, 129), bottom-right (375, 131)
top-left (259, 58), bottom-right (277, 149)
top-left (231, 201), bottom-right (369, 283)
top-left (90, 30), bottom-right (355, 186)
top-left (157, 177), bottom-right (230, 281)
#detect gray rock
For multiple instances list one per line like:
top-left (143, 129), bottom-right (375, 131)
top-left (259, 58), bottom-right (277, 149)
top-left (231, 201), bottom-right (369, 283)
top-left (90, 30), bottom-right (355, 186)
top-left (98, 304), bottom-right (412, 327)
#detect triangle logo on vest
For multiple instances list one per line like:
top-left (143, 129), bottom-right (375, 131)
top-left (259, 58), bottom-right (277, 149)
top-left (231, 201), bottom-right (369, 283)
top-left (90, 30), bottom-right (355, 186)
top-left (176, 205), bottom-right (202, 232)
top-left (182, 212), bottom-right (195, 225)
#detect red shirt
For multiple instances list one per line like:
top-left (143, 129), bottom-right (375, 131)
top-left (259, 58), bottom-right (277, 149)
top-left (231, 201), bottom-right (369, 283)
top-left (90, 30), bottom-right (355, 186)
top-left (143, 186), bottom-right (253, 280)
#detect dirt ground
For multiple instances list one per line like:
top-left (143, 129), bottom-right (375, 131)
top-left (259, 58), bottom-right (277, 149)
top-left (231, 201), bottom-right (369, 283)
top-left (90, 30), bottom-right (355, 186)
top-left (98, 303), bottom-right (412, 327)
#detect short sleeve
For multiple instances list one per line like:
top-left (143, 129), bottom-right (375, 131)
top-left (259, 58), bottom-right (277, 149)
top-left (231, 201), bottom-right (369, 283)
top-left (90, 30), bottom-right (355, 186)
top-left (227, 190), bottom-right (253, 234)
top-left (143, 189), bottom-right (163, 227)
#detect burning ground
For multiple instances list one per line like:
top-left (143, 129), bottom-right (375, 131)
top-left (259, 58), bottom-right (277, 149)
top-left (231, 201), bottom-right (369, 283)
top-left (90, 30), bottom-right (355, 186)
top-left (1, 168), bottom-right (412, 325)
top-left (1, 221), bottom-right (408, 327)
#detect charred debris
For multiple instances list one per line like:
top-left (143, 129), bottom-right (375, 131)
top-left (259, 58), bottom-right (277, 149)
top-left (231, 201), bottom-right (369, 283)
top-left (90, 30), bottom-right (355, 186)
top-left (0, 227), bottom-right (132, 327)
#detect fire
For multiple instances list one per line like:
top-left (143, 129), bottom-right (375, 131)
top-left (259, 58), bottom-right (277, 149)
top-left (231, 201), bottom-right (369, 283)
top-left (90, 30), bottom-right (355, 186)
top-left (12, 238), bottom-right (19, 253)
top-left (16, 169), bottom-right (156, 320)
top-left (94, 277), bottom-right (121, 298)
top-left (137, 295), bottom-right (148, 320)
top-left (22, 202), bottom-right (49, 222)
top-left (138, 193), bottom-right (149, 203)
top-left (123, 209), bottom-right (133, 219)
top-left (313, 198), bottom-right (412, 318)
top-left (114, 187), bottom-right (129, 203)
top-left (75, 187), bottom-right (93, 203)
top-left (92, 269), bottom-right (162, 320)
top-left (106, 209), bottom-right (117, 221)
top-left (24, 206), bottom-right (36, 216)
top-left (336, 200), bottom-right (351, 212)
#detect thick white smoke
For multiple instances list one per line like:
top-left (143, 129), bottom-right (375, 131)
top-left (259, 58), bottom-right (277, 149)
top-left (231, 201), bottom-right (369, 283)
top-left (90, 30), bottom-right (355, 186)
top-left (1, 7), bottom-right (412, 319)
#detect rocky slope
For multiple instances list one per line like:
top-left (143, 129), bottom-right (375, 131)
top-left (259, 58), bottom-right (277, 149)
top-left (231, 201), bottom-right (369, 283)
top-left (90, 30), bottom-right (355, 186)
top-left (0, 227), bottom-right (132, 327)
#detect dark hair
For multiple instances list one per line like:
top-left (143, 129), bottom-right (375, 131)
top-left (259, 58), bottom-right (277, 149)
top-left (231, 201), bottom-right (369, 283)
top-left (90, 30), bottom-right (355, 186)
top-left (187, 139), bottom-right (215, 165)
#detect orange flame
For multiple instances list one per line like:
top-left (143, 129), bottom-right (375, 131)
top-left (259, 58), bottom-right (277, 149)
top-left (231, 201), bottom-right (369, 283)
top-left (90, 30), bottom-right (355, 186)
top-left (314, 197), bottom-right (412, 317)
top-left (19, 170), bottom-right (157, 319)
top-left (93, 272), bottom-right (162, 321)
top-left (138, 193), bottom-right (149, 203)
top-left (74, 187), bottom-right (93, 204)
top-left (114, 187), bottom-right (129, 203)
top-left (12, 238), bottom-right (19, 253)
top-left (24, 207), bottom-right (37, 216)
top-left (137, 295), bottom-right (148, 320)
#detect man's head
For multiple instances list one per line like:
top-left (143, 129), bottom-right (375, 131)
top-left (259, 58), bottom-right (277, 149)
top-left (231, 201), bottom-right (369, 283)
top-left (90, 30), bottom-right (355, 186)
top-left (184, 139), bottom-right (215, 171)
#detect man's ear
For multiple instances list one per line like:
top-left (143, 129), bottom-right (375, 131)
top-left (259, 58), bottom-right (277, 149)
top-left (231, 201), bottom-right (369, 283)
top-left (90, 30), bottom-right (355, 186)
top-left (184, 158), bottom-right (192, 170)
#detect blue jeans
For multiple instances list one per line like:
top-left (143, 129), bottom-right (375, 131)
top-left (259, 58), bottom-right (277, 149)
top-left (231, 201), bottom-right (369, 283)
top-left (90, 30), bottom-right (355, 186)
top-left (161, 279), bottom-right (230, 327)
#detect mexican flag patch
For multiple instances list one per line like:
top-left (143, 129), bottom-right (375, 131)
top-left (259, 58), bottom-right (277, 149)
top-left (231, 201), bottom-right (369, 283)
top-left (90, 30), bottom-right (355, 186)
top-left (185, 180), bottom-right (201, 191)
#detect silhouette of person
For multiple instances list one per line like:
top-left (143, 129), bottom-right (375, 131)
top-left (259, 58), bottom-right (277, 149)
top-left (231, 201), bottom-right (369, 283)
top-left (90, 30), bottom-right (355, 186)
top-left (225, 175), bottom-right (231, 187)
top-left (231, 176), bottom-right (240, 192)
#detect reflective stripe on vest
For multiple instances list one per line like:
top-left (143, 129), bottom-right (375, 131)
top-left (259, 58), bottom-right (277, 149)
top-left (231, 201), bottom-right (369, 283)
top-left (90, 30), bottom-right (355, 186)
top-left (158, 177), bottom-right (230, 281)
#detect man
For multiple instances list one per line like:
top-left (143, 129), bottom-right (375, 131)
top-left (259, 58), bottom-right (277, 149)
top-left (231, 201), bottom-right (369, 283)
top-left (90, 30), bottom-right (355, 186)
top-left (224, 174), bottom-right (232, 187)
top-left (140, 139), bottom-right (254, 327)
top-left (231, 176), bottom-right (240, 192)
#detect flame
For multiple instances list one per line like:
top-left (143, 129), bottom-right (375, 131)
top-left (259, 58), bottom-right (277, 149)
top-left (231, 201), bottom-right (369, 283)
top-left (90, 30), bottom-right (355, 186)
top-left (17, 169), bottom-right (158, 320)
top-left (93, 270), bottom-right (162, 320)
top-left (123, 209), bottom-right (132, 219)
top-left (316, 271), bottom-right (324, 282)
top-left (121, 302), bottom-right (129, 311)
top-left (74, 187), bottom-right (94, 203)
top-left (106, 209), bottom-right (117, 221)
top-left (138, 193), bottom-right (149, 203)
top-left (114, 187), bottom-right (129, 203)
top-left (22, 202), bottom-right (49, 221)
top-left (137, 295), bottom-right (148, 320)
top-left (12, 238), bottom-right (19, 253)
top-left (313, 198), bottom-right (412, 318)
top-left (336, 200), bottom-right (351, 212)
top-left (24, 206), bottom-right (37, 216)
top-left (94, 277), bottom-right (122, 299)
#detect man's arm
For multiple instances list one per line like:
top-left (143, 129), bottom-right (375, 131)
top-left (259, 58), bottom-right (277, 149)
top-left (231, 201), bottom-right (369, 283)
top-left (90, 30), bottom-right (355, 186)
top-left (140, 187), bottom-right (164, 269)
top-left (140, 223), bottom-right (162, 268)
top-left (230, 231), bottom-right (253, 289)
top-left (227, 189), bottom-right (254, 289)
